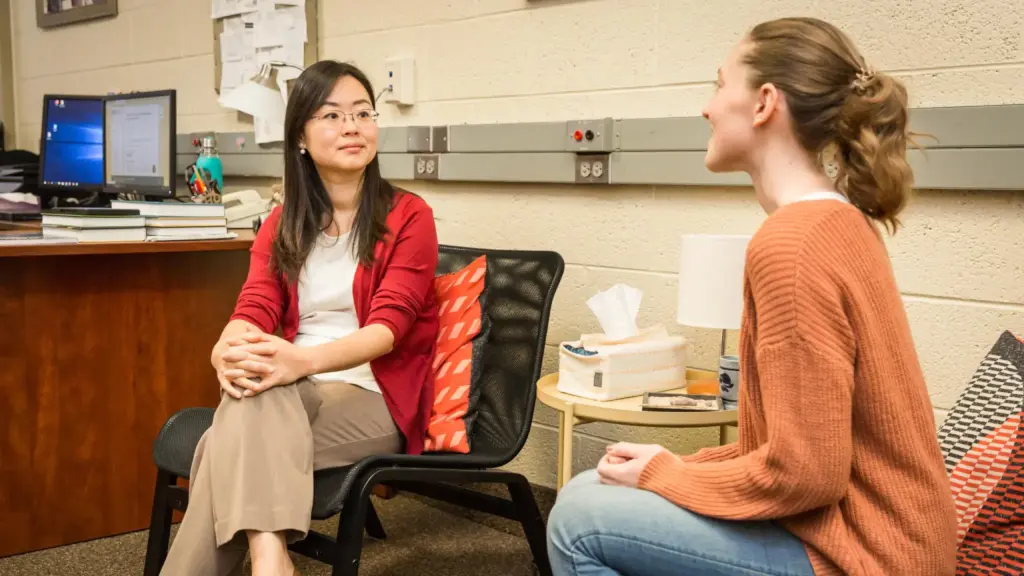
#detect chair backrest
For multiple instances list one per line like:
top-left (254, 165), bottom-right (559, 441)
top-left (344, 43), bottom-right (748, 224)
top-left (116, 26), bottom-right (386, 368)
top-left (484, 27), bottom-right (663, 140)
top-left (436, 245), bottom-right (564, 465)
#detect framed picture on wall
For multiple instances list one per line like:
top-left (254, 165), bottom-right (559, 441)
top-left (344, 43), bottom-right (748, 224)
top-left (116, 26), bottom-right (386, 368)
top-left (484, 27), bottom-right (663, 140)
top-left (37, 0), bottom-right (118, 29)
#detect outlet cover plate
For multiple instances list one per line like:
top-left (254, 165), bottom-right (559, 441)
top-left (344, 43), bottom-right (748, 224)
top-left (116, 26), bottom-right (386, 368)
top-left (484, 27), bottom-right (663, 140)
top-left (575, 153), bottom-right (610, 184)
top-left (565, 118), bottom-right (615, 152)
top-left (413, 154), bottom-right (439, 180)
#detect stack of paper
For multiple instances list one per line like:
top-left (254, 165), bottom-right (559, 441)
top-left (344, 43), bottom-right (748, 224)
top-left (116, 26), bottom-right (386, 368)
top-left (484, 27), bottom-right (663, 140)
top-left (214, 0), bottom-right (308, 143)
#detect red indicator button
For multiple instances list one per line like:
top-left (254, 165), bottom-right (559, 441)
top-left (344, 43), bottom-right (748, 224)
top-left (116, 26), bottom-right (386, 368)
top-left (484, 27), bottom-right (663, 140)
top-left (573, 130), bottom-right (583, 142)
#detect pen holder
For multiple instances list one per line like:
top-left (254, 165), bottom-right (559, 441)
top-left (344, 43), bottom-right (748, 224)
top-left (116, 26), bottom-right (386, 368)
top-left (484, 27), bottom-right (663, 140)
top-left (185, 163), bottom-right (221, 204)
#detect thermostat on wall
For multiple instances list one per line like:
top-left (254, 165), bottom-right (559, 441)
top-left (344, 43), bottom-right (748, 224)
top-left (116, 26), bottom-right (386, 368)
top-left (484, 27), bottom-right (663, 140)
top-left (383, 56), bottom-right (415, 107)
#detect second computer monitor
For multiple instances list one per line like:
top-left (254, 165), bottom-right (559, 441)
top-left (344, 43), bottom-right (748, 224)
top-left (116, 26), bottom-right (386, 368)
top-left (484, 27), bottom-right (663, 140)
top-left (104, 90), bottom-right (176, 197)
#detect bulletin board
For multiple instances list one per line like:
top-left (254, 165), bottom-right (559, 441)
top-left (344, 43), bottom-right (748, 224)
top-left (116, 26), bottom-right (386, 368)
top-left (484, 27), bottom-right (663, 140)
top-left (212, 0), bottom-right (319, 95)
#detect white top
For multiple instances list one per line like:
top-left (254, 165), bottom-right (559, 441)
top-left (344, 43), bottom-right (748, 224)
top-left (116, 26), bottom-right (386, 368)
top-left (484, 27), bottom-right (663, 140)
top-left (793, 190), bottom-right (851, 204)
top-left (293, 231), bottom-right (380, 393)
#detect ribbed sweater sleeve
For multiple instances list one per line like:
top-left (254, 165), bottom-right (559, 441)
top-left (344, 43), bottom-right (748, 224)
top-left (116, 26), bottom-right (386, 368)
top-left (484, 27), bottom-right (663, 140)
top-left (638, 212), bottom-right (857, 520)
top-left (679, 442), bottom-right (741, 464)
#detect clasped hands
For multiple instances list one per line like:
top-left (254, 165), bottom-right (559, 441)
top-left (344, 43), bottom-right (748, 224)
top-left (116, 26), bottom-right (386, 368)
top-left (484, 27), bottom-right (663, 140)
top-left (597, 442), bottom-right (669, 488)
top-left (214, 330), bottom-right (312, 399)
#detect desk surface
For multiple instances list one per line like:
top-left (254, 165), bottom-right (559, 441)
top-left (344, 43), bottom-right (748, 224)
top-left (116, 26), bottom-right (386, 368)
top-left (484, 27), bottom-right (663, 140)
top-left (0, 222), bottom-right (255, 257)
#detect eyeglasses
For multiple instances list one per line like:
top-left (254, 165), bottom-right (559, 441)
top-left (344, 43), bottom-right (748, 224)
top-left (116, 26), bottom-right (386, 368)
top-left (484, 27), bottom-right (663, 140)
top-left (309, 109), bottom-right (379, 130)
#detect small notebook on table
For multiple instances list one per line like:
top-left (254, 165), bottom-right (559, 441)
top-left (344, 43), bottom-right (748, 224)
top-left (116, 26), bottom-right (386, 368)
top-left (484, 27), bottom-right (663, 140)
top-left (641, 392), bottom-right (723, 412)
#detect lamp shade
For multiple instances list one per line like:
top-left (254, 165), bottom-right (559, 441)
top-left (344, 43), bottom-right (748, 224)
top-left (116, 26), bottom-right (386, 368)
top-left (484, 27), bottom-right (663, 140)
top-left (676, 233), bottom-right (751, 330)
top-left (218, 64), bottom-right (286, 120)
top-left (218, 78), bottom-right (285, 120)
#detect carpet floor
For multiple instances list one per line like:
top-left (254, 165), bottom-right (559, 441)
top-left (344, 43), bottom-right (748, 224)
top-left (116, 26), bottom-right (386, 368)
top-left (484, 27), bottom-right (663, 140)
top-left (0, 484), bottom-right (557, 576)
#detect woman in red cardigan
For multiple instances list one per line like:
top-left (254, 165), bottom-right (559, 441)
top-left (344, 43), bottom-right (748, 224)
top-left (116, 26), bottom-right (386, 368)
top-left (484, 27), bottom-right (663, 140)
top-left (161, 61), bottom-right (440, 576)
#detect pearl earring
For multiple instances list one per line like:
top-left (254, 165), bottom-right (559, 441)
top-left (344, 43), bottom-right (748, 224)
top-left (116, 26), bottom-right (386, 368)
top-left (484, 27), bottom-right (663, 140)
top-left (299, 146), bottom-right (306, 155)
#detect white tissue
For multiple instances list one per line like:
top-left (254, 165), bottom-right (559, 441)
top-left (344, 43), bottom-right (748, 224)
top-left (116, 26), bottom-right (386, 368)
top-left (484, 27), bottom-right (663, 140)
top-left (586, 283), bottom-right (643, 341)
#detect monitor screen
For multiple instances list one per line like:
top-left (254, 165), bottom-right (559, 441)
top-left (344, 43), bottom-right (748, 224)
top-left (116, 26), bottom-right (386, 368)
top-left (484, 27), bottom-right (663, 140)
top-left (104, 91), bottom-right (175, 196)
top-left (40, 96), bottom-right (105, 189)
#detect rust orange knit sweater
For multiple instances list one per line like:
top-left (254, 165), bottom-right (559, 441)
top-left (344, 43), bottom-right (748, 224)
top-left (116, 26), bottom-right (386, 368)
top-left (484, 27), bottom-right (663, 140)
top-left (639, 199), bottom-right (958, 575)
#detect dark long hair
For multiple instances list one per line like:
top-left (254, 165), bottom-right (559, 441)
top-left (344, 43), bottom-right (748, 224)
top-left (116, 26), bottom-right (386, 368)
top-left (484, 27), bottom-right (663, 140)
top-left (272, 60), bottom-right (395, 280)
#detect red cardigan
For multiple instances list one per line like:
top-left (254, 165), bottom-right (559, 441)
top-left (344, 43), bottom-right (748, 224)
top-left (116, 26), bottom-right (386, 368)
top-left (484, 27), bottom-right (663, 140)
top-left (230, 190), bottom-right (440, 455)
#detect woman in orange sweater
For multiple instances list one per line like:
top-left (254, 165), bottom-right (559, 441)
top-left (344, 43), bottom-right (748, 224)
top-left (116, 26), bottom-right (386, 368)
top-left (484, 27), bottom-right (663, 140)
top-left (546, 17), bottom-right (958, 576)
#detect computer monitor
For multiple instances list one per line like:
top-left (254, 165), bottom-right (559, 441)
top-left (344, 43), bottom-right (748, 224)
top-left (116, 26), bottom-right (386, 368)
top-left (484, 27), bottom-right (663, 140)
top-left (38, 95), bottom-right (106, 192)
top-left (104, 89), bottom-right (176, 198)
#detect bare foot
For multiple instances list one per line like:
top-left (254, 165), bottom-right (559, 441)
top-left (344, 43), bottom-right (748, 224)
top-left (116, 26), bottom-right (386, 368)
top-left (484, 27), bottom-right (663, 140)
top-left (247, 531), bottom-right (295, 576)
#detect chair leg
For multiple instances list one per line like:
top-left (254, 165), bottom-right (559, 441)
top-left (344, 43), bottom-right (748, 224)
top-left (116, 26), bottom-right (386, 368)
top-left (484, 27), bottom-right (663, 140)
top-left (364, 500), bottom-right (386, 540)
top-left (507, 478), bottom-right (553, 576)
top-left (333, 491), bottom-right (370, 576)
top-left (143, 470), bottom-right (178, 576)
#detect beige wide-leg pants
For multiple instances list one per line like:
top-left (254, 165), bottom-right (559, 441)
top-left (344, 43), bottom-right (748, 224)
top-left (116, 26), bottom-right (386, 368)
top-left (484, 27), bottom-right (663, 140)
top-left (160, 380), bottom-right (402, 576)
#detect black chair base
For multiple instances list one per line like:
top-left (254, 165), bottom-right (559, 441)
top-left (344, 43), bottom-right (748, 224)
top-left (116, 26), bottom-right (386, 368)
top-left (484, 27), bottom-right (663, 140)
top-left (142, 467), bottom-right (552, 576)
top-left (295, 466), bottom-right (551, 576)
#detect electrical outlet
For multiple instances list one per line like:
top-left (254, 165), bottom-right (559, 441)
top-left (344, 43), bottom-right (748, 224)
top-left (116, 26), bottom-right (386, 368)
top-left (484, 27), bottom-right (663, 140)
top-left (413, 154), bottom-right (438, 180)
top-left (575, 154), bottom-right (609, 184)
top-left (383, 56), bottom-right (416, 106)
top-left (565, 118), bottom-right (614, 152)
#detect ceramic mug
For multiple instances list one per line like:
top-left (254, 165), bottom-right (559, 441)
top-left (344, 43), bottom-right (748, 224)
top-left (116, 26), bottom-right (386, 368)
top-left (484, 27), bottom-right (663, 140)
top-left (719, 355), bottom-right (740, 404)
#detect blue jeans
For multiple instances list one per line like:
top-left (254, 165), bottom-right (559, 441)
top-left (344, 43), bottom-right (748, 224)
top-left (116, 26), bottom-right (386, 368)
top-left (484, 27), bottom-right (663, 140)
top-left (546, 470), bottom-right (815, 576)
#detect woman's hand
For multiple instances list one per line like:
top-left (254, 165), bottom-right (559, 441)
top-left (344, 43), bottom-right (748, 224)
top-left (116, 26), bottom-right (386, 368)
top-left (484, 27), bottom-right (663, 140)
top-left (220, 333), bottom-right (313, 396)
top-left (212, 329), bottom-right (267, 399)
top-left (596, 442), bottom-right (669, 488)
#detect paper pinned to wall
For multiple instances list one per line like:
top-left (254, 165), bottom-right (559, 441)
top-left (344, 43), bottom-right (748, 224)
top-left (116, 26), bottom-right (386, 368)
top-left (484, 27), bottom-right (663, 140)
top-left (214, 0), bottom-right (310, 145)
top-left (220, 29), bottom-right (255, 63)
top-left (252, 7), bottom-right (306, 49)
top-left (280, 5), bottom-right (307, 42)
top-left (254, 115), bottom-right (285, 145)
top-left (220, 57), bottom-right (258, 94)
top-left (252, 10), bottom-right (286, 48)
top-left (257, 42), bottom-right (304, 69)
top-left (212, 0), bottom-right (257, 19)
top-left (223, 16), bottom-right (244, 33)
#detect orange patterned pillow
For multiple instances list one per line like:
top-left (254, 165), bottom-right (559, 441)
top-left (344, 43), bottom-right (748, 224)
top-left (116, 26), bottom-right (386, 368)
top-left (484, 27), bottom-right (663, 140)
top-left (425, 255), bottom-right (487, 453)
top-left (938, 331), bottom-right (1024, 573)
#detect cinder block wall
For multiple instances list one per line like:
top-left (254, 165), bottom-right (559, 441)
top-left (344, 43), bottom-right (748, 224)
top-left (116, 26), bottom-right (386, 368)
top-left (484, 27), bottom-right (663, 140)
top-left (10, 0), bottom-right (1024, 488)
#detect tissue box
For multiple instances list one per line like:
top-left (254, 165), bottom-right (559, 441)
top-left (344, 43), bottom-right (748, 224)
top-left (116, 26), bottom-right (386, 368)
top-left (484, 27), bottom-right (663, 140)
top-left (557, 325), bottom-right (687, 401)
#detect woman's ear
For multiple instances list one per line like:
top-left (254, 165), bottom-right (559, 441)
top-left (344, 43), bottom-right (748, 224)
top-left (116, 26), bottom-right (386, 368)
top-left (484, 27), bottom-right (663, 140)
top-left (752, 83), bottom-right (781, 128)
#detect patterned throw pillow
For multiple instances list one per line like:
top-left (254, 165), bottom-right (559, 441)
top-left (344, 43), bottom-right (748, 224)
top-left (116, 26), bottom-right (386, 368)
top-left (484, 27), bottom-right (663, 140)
top-left (937, 330), bottom-right (1024, 573)
top-left (425, 255), bottom-right (488, 453)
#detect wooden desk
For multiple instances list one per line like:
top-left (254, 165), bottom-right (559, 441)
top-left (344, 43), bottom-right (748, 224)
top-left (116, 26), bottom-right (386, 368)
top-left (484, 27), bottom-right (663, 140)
top-left (0, 225), bottom-right (255, 557)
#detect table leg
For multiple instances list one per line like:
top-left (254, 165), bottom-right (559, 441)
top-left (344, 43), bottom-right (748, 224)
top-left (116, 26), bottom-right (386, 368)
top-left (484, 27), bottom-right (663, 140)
top-left (557, 403), bottom-right (576, 492)
top-left (556, 411), bottom-right (566, 490)
top-left (719, 425), bottom-right (729, 445)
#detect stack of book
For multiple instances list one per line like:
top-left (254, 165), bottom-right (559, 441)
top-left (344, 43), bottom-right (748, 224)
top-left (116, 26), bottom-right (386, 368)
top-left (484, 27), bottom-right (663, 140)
top-left (41, 207), bottom-right (146, 242)
top-left (110, 200), bottom-right (228, 239)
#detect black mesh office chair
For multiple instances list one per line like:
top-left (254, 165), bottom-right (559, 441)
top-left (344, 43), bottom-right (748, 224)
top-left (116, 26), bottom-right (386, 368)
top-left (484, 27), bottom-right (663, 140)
top-left (143, 245), bottom-right (564, 576)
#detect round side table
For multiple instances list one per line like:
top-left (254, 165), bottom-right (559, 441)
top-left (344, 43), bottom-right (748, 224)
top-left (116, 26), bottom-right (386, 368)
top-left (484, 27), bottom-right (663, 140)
top-left (537, 369), bottom-right (739, 491)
